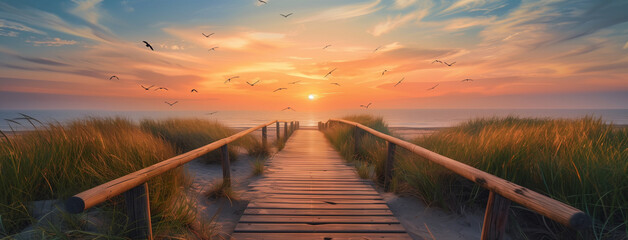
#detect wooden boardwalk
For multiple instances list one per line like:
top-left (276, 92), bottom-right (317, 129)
top-left (232, 129), bottom-right (411, 240)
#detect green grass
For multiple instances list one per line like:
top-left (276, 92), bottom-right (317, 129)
top-left (252, 158), bottom-right (266, 176)
top-left (0, 118), bottom-right (197, 238)
top-left (323, 115), bottom-right (627, 239)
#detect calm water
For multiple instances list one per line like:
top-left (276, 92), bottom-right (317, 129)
top-left (1, 109), bottom-right (627, 131)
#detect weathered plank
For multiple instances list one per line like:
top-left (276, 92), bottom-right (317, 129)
top-left (247, 203), bottom-right (390, 210)
top-left (234, 223), bottom-right (406, 233)
top-left (239, 215), bottom-right (400, 224)
top-left (230, 233), bottom-right (412, 240)
top-left (244, 209), bottom-right (394, 216)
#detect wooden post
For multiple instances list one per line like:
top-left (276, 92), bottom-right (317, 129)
top-left (354, 127), bottom-right (362, 157)
top-left (384, 142), bottom-right (396, 191)
top-left (124, 182), bottom-right (153, 240)
top-left (262, 126), bottom-right (267, 149)
top-left (284, 122), bottom-right (288, 140)
top-left (290, 121), bottom-right (294, 134)
top-left (481, 191), bottom-right (512, 240)
top-left (221, 144), bottom-right (231, 188)
top-left (276, 122), bottom-right (280, 141)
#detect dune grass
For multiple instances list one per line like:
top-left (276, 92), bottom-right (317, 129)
top-left (322, 115), bottom-right (627, 239)
top-left (0, 118), bottom-right (198, 238)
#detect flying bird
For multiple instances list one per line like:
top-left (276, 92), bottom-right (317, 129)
top-left (461, 78), bottom-right (473, 82)
top-left (427, 84), bottom-right (439, 91)
top-left (444, 61), bottom-right (456, 66)
top-left (273, 87), bottom-right (287, 92)
top-left (257, 0), bottom-right (267, 4)
top-left (330, 82), bottom-right (340, 86)
top-left (247, 80), bottom-right (260, 86)
top-left (281, 107), bottom-right (295, 111)
top-left (324, 68), bottom-right (336, 78)
top-left (140, 84), bottom-right (154, 90)
top-left (360, 103), bottom-right (372, 109)
top-left (207, 111), bottom-right (218, 115)
top-left (208, 47), bottom-right (219, 51)
top-left (431, 60), bottom-right (442, 64)
top-left (154, 87), bottom-right (168, 91)
top-left (381, 70), bottom-right (388, 76)
top-left (142, 41), bottom-right (153, 51)
top-left (373, 46), bottom-right (382, 53)
top-left (280, 13), bottom-right (293, 18)
top-left (323, 44), bottom-right (331, 49)
top-left (109, 75), bottom-right (119, 80)
top-left (202, 33), bottom-right (214, 38)
top-left (164, 101), bottom-right (178, 106)
top-left (394, 77), bottom-right (404, 87)
top-left (191, 89), bottom-right (198, 93)
top-left (225, 76), bottom-right (239, 84)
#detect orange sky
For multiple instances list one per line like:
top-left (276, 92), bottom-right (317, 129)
top-left (1, 0), bottom-right (627, 111)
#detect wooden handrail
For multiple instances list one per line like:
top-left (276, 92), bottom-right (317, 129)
top-left (65, 120), bottom-right (296, 214)
top-left (326, 118), bottom-right (591, 232)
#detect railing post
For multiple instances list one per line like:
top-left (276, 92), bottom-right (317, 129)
top-left (384, 142), bottom-right (396, 191)
top-left (284, 122), bottom-right (288, 139)
top-left (481, 191), bottom-right (512, 240)
top-left (221, 144), bottom-right (231, 188)
top-left (290, 121), bottom-right (294, 134)
top-left (276, 122), bottom-right (280, 141)
top-left (124, 182), bottom-right (153, 240)
top-left (262, 126), bottom-right (267, 149)
top-left (354, 126), bottom-right (362, 157)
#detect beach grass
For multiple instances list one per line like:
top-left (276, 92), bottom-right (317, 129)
top-left (0, 117), bottom-right (198, 238)
top-left (322, 115), bottom-right (627, 239)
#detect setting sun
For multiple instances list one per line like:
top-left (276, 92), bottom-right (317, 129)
top-left (308, 94), bottom-right (315, 100)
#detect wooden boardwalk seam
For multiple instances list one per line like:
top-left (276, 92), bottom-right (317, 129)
top-left (232, 129), bottom-right (411, 240)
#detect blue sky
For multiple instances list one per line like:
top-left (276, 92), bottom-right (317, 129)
top-left (1, 0), bottom-right (627, 111)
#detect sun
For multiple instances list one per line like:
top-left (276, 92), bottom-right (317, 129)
top-left (308, 94), bottom-right (315, 100)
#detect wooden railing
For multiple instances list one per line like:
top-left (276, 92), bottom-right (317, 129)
top-left (319, 119), bottom-right (591, 240)
top-left (65, 120), bottom-right (299, 240)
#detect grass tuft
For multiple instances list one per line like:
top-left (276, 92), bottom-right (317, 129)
top-left (252, 158), bottom-right (266, 176)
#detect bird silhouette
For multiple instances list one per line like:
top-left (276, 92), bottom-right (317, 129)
top-left (323, 201), bottom-right (337, 205)
top-left (247, 80), bottom-right (260, 86)
top-left (258, 0), bottom-right (267, 4)
top-left (273, 87), bottom-right (287, 92)
top-left (207, 111), bottom-right (218, 115)
top-left (225, 76), bottom-right (239, 84)
top-left (154, 87), bottom-right (168, 91)
top-left (427, 84), bottom-right (439, 91)
top-left (461, 78), bottom-right (473, 82)
top-left (381, 70), bottom-right (388, 76)
top-left (202, 33), bottom-right (214, 38)
top-left (444, 61), bottom-right (456, 66)
top-left (191, 89), bottom-right (198, 93)
top-left (330, 82), bottom-right (341, 86)
top-left (142, 41), bottom-right (153, 51)
top-left (109, 75), bottom-right (119, 80)
top-left (323, 44), bottom-right (331, 49)
top-left (281, 107), bottom-right (295, 111)
top-left (394, 77), bottom-right (404, 87)
top-left (164, 101), bottom-right (178, 106)
top-left (431, 60), bottom-right (442, 64)
top-left (140, 84), bottom-right (154, 90)
top-left (373, 46), bottom-right (382, 53)
top-left (280, 13), bottom-right (293, 18)
top-left (324, 68), bottom-right (337, 78)
top-left (360, 103), bottom-right (372, 109)
top-left (208, 47), bottom-right (219, 51)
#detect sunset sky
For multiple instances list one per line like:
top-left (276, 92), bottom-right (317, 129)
top-left (1, 0), bottom-right (627, 111)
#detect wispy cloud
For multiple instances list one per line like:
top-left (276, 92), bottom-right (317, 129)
top-left (442, 0), bottom-right (500, 14)
top-left (297, 0), bottom-right (382, 23)
top-left (624, 41), bottom-right (628, 49)
top-left (70, 0), bottom-right (103, 25)
top-left (0, 19), bottom-right (45, 35)
top-left (391, 0), bottom-right (416, 10)
top-left (443, 16), bottom-right (497, 31)
top-left (26, 38), bottom-right (77, 46)
top-left (368, 9), bottom-right (427, 36)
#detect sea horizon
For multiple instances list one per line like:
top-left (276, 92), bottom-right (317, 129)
top-left (1, 108), bottom-right (627, 132)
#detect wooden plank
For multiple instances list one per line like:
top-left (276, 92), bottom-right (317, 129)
top-left (234, 223), bottom-right (406, 233)
top-left (261, 194), bottom-right (384, 200)
top-left (230, 233), bottom-right (412, 240)
top-left (239, 215), bottom-right (399, 224)
top-left (244, 209), bottom-right (393, 216)
top-left (252, 186), bottom-right (375, 192)
top-left (481, 191), bottom-right (512, 240)
top-left (250, 198), bottom-right (387, 204)
top-left (250, 190), bottom-right (380, 195)
top-left (247, 203), bottom-right (389, 210)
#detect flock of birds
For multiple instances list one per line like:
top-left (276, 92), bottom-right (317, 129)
top-left (109, 2), bottom-right (474, 113)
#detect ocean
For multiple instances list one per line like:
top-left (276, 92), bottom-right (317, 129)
top-left (1, 109), bottom-right (627, 131)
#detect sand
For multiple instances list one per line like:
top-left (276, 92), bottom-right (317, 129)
top-left (182, 127), bottom-right (493, 240)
